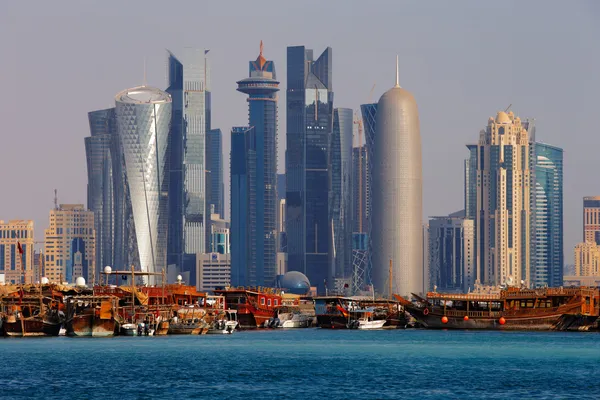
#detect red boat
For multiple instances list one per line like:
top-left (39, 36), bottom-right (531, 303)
top-left (213, 287), bottom-right (282, 329)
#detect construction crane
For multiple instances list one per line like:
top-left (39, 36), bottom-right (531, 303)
top-left (368, 83), bottom-right (376, 103)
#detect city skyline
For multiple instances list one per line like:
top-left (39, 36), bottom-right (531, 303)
top-left (2, 1), bottom-right (599, 263)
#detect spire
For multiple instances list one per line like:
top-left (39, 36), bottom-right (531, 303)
top-left (395, 55), bottom-right (400, 88)
top-left (257, 40), bottom-right (267, 70)
top-left (260, 40), bottom-right (264, 57)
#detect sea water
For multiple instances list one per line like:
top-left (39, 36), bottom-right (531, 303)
top-left (1, 329), bottom-right (599, 399)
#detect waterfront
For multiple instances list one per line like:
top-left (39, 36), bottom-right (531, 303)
top-left (1, 330), bottom-right (600, 399)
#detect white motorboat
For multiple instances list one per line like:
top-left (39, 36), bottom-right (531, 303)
top-left (357, 318), bottom-right (386, 330)
top-left (207, 310), bottom-right (238, 334)
top-left (280, 312), bottom-right (311, 328)
top-left (120, 323), bottom-right (137, 336)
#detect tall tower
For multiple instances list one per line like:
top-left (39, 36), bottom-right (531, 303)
top-left (583, 197), bottom-right (600, 244)
top-left (232, 41), bottom-right (279, 286)
top-left (286, 46), bottom-right (333, 294)
top-left (331, 108), bottom-right (353, 280)
top-left (473, 110), bottom-right (530, 287)
top-left (115, 86), bottom-right (171, 282)
top-left (207, 128), bottom-right (224, 219)
top-left (371, 58), bottom-right (423, 297)
top-left (166, 49), bottom-right (208, 284)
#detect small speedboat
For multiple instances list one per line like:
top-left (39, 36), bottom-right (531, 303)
top-left (357, 318), bottom-right (386, 330)
top-left (120, 323), bottom-right (137, 336)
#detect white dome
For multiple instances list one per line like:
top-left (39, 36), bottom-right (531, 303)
top-left (75, 277), bottom-right (86, 287)
top-left (177, 275), bottom-right (183, 282)
top-left (104, 266), bottom-right (112, 274)
top-left (41, 277), bottom-right (49, 284)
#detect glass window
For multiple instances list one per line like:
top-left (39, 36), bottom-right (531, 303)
top-left (260, 297), bottom-right (265, 306)
top-left (267, 299), bottom-right (271, 307)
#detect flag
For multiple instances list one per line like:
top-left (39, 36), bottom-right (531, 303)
top-left (17, 242), bottom-right (23, 254)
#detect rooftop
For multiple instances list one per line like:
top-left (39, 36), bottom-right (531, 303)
top-left (115, 86), bottom-right (171, 105)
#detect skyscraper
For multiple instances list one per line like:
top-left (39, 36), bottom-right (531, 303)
top-left (428, 211), bottom-right (475, 292)
top-left (44, 205), bottom-right (95, 283)
top-left (583, 196), bottom-right (600, 244)
top-left (166, 49), bottom-right (208, 284)
top-left (286, 46), bottom-right (333, 294)
top-left (0, 220), bottom-right (34, 284)
top-left (352, 146), bottom-right (369, 234)
top-left (231, 42), bottom-right (279, 287)
top-left (331, 108), bottom-right (353, 279)
top-left (115, 86), bottom-right (171, 282)
top-left (371, 59), bottom-right (423, 297)
top-left (85, 108), bottom-right (116, 278)
top-left (207, 128), bottom-right (224, 219)
top-left (471, 110), bottom-right (531, 287)
top-left (530, 142), bottom-right (563, 287)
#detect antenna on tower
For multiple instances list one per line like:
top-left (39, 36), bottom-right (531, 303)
top-left (54, 189), bottom-right (58, 210)
top-left (143, 57), bottom-right (147, 87)
top-left (395, 55), bottom-right (400, 88)
top-left (504, 103), bottom-right (512, 112)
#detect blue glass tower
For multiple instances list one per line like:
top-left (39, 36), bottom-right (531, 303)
top-left (232, 42), bottom-right (279, 286)
top-left (286, 46), bottom-right (333, 294)
top-left (207, 128), bottom-right (224, 219)
top-left (531, 141), bottom-right (563, 287)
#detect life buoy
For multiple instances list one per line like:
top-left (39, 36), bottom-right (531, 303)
top-left (423, 308), bottom-right (429, 316)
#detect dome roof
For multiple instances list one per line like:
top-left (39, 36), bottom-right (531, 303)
top-left (115, 86), bottom-right (171, 105)
top-left (280, 271), bottom-right (311, 295)
top-left (495, 111), bottom-right (511, 124)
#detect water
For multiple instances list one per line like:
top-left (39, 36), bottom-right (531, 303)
top-left (1, 329), bottom-right (600, 399)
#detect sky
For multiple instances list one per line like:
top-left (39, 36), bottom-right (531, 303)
top-left (1, 0), bottom-right (599, 261)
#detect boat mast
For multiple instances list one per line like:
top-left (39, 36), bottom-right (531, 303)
top-left (389, 259), bottom-right (393, 300)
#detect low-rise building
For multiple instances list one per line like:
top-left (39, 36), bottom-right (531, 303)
top-left (0, 220), bottom-right (34, 284)
top-left (196, 252), bottom-right (231, 292)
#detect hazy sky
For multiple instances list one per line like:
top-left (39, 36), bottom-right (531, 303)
top-left (1, 0), bottom-right (599, 260)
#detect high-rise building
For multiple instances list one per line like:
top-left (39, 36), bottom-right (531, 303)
top-left (85, 108), bottom-right (116, 278)
top-left (115, 86), bottom-right (171, 283)
top-left (166, 49), bottom-right (208, 285)
top-left (352, 146), bottom-right (369, 234)
top-left (530, 142), bottom-right (563, 287)
top-left (0, 220), bottom-right (34, 284)
top-left (44, 205), bottom-right (95, 283)
top-left (231, 42), bottom-right (279, 287)
top-left (331, 108), bottom-right (353, 280)
top-left (286, 45), bottom-right (333, 294)
top-left (360, 103), bottom-right (377, 237)
top-left (428, 211), bottom-right (475, 292)
top-left (464, 144), bottom-right (478, 220)
top-left (371, 59), bottom-right (423, 297)
top-left (470, 110), bottom-right (531, 287)
top-left (207, 129), bottom-right (224, 219)
top-left (210, 213), bottom-right (230, 255)
top-left (574, 241), bottom-right (600, 277)
top-left (583, 196), bottom-right (600, 244)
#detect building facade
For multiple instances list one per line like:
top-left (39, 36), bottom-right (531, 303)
top-left (371, 61), bottom-right (423, 297)
top-left (166, 49), bottom-right (208, 284)
top-left (231, 42), bottom-right (279, 287)
top-left (471, 111), bottom-right (531, 287)
top-left (207, 128), bottom-right (224, 219)
top-left (583, 196), bottom-right (600, 244)
top-left (530, 142), bottom-right (563, 287)
top-left (331, 108), bottom-right (353, 280)
top-left (44, 205), bottom-right (95, 283)
top-left (115, 86), bottom-right (171, 282)
top-left (428, 212), bottom-right (475, 292)
top-left (352, 146), bottom-right (369, 234)
top-left (210, 213), bottom-right (230, 255)
top-left (85, 108), bottom-right (116, 278)
top-left (286, 46), bottom-right (333, 294)
top-left (196, 252), bottom-right (230, 292)
top-left (0, 220), bottom-right (34, 284)
top-left (574, 241), bottom-right (600, 277)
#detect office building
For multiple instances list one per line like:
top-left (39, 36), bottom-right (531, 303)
top-left (286, 45), bottom-right (333, 294)
top-left (85, 108), bottom-right (116, 278)
top-left (583, 196), bottom-right (600, 244)
top-left (207, 129), bottom-right (224, 219)
top-left (231, 42), bottom-right (279, 287)
top-left (115, 86), bottom-right (171, 282)
top-left (166, 49), bottom-right (208, 284)
top-left (371, 59), bottom-right (423, 297)
top-left (574, 241), bottom-right (600, 277)
top-left (210, 213), bottom-right (230, 255)
top-left (44, 205), bottom-right (95, 283)
top-left (530, 141), bottom-right (563, 287)
top-left (352, 146), bottom-right (369, 234)
top-left (0, 220), bottom-right (34, 284)
top-left (196, 252), bottom-right (230, 292)
top-left (469, 110), bottom-right (531, 287)
top-left (331, 108), bottom-right (353, 279)
top-left (428, 211), bottom-right (475, 292)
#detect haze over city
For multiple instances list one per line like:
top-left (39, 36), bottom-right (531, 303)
top-left (2, 0), bottom-right (600, 261)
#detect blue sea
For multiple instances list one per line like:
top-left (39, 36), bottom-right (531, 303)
top-left (1, 329), bottom-right (600, 399)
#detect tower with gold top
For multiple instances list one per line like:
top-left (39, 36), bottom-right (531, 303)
top-left (232, 42), bottom-right (279, 286)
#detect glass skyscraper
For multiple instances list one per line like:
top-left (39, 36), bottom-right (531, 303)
top-left (530, 142), bottom-right (563, 287)
top-left (207, 129), bottom-right (224, 219)
top-left (231, 42), bottom-right (279, 287)
top-left (286, 46), bottom-right (333, 294)
top-left (331, 108), bottom-right (353, 279)
top-left (115, 86), bottom-right (171, 283)
top-left (166, 49), bottom-right (208, 284)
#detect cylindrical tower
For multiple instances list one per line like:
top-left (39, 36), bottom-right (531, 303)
top-left (115, 86), bottom-right (171, 282)
top-left (371, 60), bottom-right (423, 297)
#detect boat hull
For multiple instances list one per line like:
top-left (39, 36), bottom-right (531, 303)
top-left (168, 324), bottom-right (207, 335)
top-left (316, 315), bottom-right (352, 329)
top-left (67, 314), bottom-right (117, 337)
top-left (3, 318), bottom-right (62, 337)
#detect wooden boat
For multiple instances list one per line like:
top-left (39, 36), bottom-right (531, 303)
top-left (65, 296), bottom-right (120, 337)
top-left (314, 296), bottom-right (402, 329)
top-left (1, 289), bottom-right (65, 337)
top-left (213, 287), bottom-right (282, 329)
top-left (400, 286), bottom-right (600, 330)
top-left (168, 306), bottom-right (209, 335)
